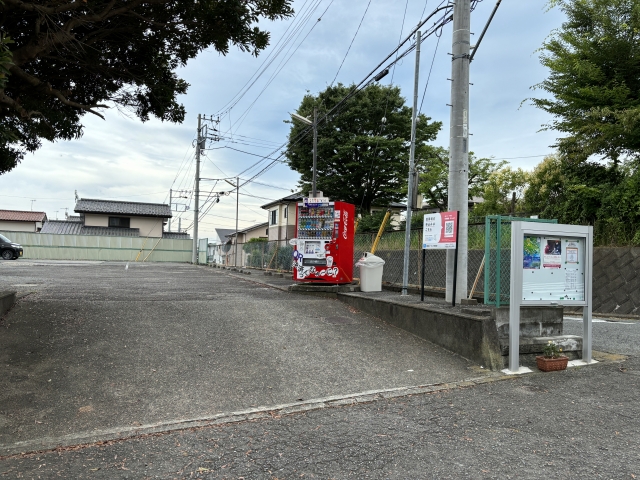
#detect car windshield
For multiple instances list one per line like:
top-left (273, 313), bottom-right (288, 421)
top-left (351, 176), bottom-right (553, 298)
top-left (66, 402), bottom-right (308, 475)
top-left (0, 234), bottom-right (12, 243)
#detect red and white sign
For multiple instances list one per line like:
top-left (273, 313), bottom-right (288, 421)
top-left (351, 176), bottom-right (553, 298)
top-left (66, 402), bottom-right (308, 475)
top-left (422, 211), bottom-right (458, 249)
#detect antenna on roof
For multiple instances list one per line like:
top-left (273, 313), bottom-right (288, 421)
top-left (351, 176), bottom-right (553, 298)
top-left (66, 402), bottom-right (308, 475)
top-left (74, 190), bottom-right (79, 203)
top-left (30, 199), bottom-right (36, 211)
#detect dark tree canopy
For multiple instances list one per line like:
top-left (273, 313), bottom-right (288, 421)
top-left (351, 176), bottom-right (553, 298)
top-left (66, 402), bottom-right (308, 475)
top-left (0, 0), bottom-right (293, 174)
top-left (530, 0), bottom-right (640, 164)
top-left (284, 83), bottom-right (441, 213)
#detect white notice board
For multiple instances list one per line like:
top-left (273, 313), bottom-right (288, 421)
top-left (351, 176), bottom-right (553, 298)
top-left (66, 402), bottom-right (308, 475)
top-left (522, 236), bottom-right (586, 301)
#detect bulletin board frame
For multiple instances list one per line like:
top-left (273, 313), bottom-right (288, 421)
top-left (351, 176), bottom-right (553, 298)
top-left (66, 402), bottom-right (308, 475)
top-left (508, 222), bottom-right (594, 373)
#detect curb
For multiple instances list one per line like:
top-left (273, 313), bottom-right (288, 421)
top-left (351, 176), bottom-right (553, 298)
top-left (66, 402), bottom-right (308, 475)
top-left (0, 375), bottom-right (510, 459)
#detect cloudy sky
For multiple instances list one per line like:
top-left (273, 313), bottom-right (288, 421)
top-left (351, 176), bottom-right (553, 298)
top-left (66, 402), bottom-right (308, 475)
top-left (0, 0), bottom-right (566, 241)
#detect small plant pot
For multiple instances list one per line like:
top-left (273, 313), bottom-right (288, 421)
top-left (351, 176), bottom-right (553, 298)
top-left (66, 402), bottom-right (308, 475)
top-left (536, 355), bottom-right (569, 372)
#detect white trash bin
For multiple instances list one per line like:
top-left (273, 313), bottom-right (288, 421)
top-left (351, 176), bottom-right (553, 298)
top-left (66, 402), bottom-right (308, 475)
top-left (356, 252), bottom-right (385, 292)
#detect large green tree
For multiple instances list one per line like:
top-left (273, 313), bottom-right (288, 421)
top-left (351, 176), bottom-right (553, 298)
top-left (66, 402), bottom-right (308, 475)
top-left (284, 83), bottom-right (442, 213)
top-left (417, 147), bottom-right (505, 212)
top-left (0, 0), bottom-right (293, 174)
top-left (531, 0), bottom-right (640, 164)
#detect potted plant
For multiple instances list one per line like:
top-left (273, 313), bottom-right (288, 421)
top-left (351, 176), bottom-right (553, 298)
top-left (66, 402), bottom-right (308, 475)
top-left (536, 340), bottom-right (569, 372)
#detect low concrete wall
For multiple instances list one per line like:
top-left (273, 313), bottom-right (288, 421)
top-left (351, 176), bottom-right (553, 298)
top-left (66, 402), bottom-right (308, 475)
top-left (337, 293), bottom-right (504, 371)
top-left (0, 291), bottom-right (16, 317)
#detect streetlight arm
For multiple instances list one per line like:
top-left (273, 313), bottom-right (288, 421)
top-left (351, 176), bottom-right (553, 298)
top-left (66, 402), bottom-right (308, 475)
top-left (289, 112), bottom-right (313, 125)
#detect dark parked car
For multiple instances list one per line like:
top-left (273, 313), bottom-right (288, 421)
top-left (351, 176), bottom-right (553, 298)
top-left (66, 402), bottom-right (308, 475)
top-left (0, 233), bottom-right (23, 260)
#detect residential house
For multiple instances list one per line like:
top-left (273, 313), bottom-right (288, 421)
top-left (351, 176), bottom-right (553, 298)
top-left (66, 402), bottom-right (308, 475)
top-left (0, 210), bottom-right (48, 232)
top-left (208, 228), bottom-right (236, 264)
top-left (260, 192), bottom-right (303, 241)
top-left (225, 222), bottom-right (269, 266)
top-left (41, 198), bottom-right (189, 239)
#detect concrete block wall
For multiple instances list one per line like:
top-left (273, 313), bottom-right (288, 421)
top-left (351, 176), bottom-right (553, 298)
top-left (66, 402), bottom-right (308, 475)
top-left (592, 247), bottom-right (640, 314)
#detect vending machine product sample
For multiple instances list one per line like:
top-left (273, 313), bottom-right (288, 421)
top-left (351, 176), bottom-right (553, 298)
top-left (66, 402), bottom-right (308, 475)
top-left (292, 198), bottom-right (355, 284)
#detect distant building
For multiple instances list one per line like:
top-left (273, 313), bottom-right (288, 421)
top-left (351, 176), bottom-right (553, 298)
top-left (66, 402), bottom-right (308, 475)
top-left (261, 192), bottom-right (303, 242)
top-left (0, 210), bottom-right (48, 232)
top-left (41, 199), bottom-right (189, 239)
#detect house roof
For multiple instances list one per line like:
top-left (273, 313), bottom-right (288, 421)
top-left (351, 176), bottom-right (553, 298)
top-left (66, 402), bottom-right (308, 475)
top-left (0, 210), bottom-right (48, 222)
top-left (214, 228), bottom-right (236, 244)
top-left (231, 222), bottom-right (269, 236)
top-left (40, 220), bottom-right (141, 237)
top-left (260, 192), bottom-right (304, 210)
top-left (74, 198), bottom-right (171, 218)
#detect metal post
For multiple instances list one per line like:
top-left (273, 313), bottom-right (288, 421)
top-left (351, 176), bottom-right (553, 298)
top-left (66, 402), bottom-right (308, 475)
top-left (234, 176), bottom-right (239, 267)
top-left (452, 210), bottom-right (460, 306)
top-left (421, 248), bottom-right (426, 302)
top-left (402, 30), bottom-right (421, 296)
top-left (446, 0), bottom-right (471, 303)
top-left (583, 226), bottom-right (594, 363)
top-left (312, 107), bottom-right (318, 198)
top-left (192, 114), bottom-right (202, 264)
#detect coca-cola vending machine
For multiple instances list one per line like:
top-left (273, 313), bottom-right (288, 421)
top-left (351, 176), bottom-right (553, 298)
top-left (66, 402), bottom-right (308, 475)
top-left (292, 197), bottom-right (355, 284)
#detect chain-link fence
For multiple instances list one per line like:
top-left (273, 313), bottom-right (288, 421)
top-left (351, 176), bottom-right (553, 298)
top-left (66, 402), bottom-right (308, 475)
top-left (483, 215), bottom-right (558, 307)
top-left (210, 217), bottom-right (570, 302)
top-left (352, 227), bottom-right (486, 294)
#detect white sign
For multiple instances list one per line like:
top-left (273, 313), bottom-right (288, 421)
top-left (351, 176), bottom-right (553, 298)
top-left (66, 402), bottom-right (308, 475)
top-left (422, 211), bottom-right (458, 249)
top-left (303, 197), bottom-right (330, 206)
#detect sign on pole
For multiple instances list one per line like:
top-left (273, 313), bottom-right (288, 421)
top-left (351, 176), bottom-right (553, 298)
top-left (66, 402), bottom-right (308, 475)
top-left (422, 211), bottom-right (459, 305)
top-left (422, 211), bottom-right (458, 249)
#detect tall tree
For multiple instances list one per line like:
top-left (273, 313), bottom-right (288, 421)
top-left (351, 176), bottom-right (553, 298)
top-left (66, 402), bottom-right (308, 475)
top-left (471, 166), bottom-right (530, 217)
top-left (0, 0), bottom-right (293, 174)
top-left (417, 147), bottom-right (505, 211)
top-left (530, 0), bottom-right (640, 164)
top-left (284, 83), bottom-right (441, 213)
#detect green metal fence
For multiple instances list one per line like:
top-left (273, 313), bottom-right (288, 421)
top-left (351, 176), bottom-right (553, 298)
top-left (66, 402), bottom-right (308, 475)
top-left (483, 215), bottom-right (557, 307)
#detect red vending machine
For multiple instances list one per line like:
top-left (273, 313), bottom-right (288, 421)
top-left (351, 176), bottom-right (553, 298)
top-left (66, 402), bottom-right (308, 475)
top-left (292, 197), bottom-right (355, 284)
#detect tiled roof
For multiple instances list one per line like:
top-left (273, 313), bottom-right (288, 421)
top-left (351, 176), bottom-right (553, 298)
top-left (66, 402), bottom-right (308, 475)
top-left (41, 220), bottom-right (140, 237)
top-left (0, 210), bottom-right (47, 222)
top-left (74, 198), bottom-right (171, 217)
top-left (163, 231), bottom-right (191, 239)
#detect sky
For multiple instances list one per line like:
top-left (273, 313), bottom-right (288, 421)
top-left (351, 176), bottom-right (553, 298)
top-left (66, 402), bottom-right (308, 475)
top-left (0, 0), bottom-right (567, 241)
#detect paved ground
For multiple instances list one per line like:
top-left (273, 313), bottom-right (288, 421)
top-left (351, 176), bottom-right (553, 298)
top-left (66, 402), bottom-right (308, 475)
top-left (1, 353), bottom-right (638, 479)
top-left (0, 261), bottom-right (481, 456)
top-left (2, 261), bottom-right (639, 478)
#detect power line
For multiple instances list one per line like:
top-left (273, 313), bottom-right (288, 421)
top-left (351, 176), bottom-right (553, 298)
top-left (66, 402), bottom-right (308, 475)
top-left (330, 0), bottom-right (372, 86)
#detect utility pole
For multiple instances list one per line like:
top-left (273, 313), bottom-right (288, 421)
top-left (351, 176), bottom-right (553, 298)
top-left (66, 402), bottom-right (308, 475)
top-left (446, 0), bottom-right (471, 303)
top-left (168, 188), bottom-right (172, 232)
top-left (312, 107), bottom-right (317, 197)
top-left (402, 30), bottom-right (421, 296)
top-left (192, 114), bottom-right (202, 264)
top-left (235, 177), bottom-right (239, 266)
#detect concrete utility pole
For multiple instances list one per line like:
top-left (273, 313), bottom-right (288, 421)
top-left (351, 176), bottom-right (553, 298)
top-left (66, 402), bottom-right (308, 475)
top-left (446, 0), bottom-right (471, 303)
top-left (402, 30), bottom-right (421, 296)
top-left (192, 114), bottom-right (202, 264)
top-left (168, 188), bottom-right (172, 232)
top-left (235, 177), bottom-right (240, 267)
top-left (312, 107), bottom-right (318, 197)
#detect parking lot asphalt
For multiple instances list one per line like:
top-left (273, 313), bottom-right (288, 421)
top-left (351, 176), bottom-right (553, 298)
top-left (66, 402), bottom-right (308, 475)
top-left (0, 261), bottom-right (484, 455)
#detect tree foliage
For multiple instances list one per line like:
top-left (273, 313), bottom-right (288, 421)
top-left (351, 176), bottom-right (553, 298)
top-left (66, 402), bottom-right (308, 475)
top-left (0, 0), bottom-right (293, 174)
top-left (284, 83), bottom-right (442, 213)
top-left (531, 0), bottom-right (640, 163)
top-left (524, 154), bottom-right (640, 244)
top-left (471, 166), bottom-right (530, 216)
top-left (417, 147), bottom-right (505, 211)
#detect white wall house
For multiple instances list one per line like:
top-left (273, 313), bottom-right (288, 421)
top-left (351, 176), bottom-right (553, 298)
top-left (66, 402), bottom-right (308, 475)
top-left (0, 210), bottom-right (47, 232)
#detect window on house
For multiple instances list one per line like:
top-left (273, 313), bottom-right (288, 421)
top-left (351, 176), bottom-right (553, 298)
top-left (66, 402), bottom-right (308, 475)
top-left (108, 216), bottom-right (130, 228)
top-left (270, 210), bottom-right (277, 225)
top-left (284, 206), bottom-right (288, 219)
